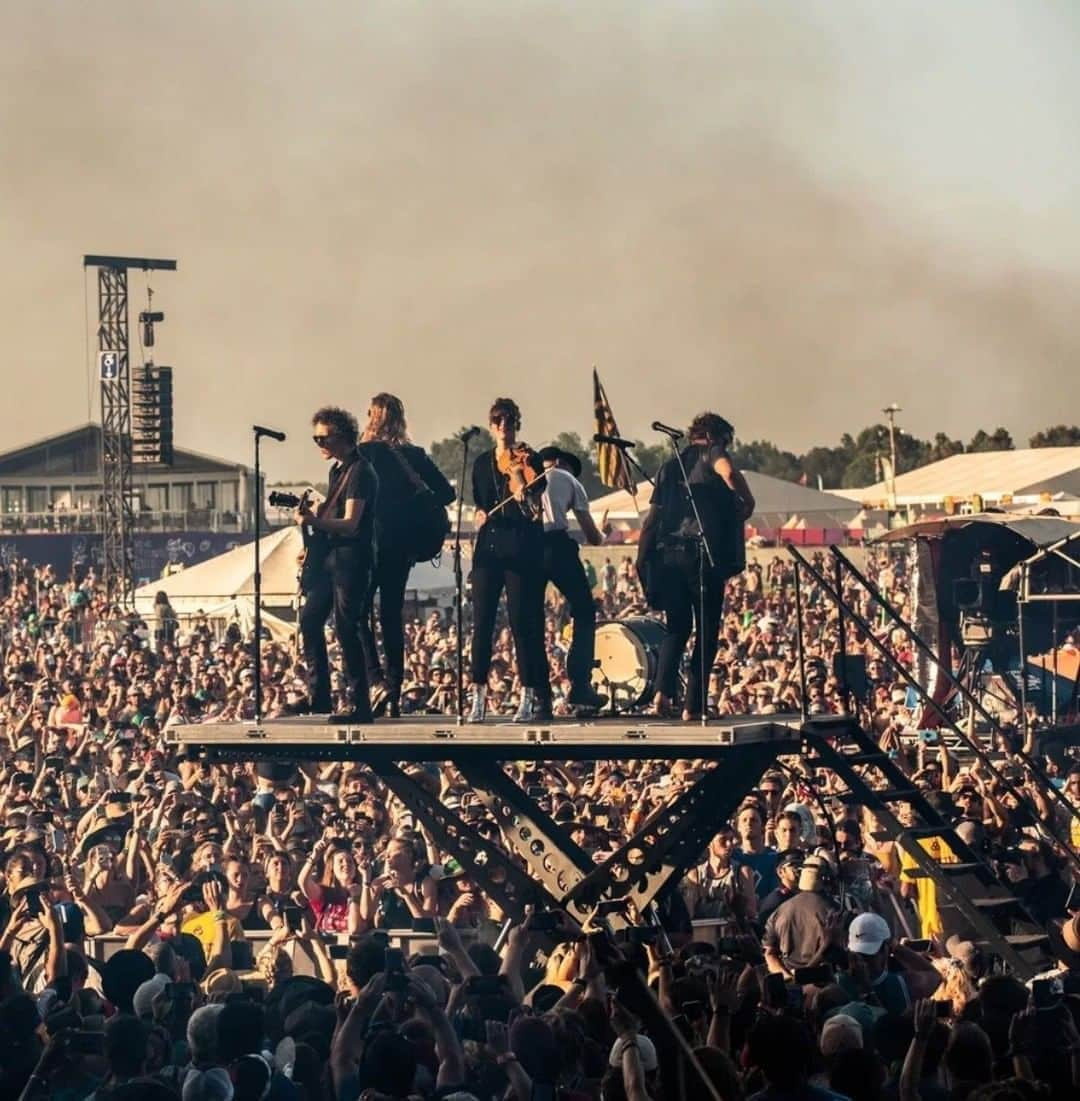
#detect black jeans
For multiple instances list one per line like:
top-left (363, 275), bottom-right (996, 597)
top-left (469, 555), bottom-right (547, 690)
top-left (300, 545), bottom-right (373, 714)
top-left (655, 548), bottom-right (727, 713)
top-left (542, 531), bottom-right (597, 693)
top-left (358, 549), bottom-right (412, 696)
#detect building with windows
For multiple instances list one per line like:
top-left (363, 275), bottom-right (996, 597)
top-left (0, 424), bottom-right (255, 535)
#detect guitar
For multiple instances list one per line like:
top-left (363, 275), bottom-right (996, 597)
top-left (268, 490), bottom-right (326, 592)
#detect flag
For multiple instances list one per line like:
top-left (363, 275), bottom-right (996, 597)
top-left (593, 368), bottom-right (635, 493)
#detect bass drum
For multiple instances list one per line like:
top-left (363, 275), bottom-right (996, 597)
top-left (591, 616), bottom-right (669, 710)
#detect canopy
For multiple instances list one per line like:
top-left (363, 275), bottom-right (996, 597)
top-left (134, 526), bottom-right (456, 616)
top-left (876, 512), bottom-right (1080, 549)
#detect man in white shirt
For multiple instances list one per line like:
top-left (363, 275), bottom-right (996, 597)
top-left (532, 446), bottom-right (609, 717)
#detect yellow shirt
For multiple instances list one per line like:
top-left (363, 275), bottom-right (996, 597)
top-left (899, 835), bottom-right (958, 939)
top-left (181, 911), bottom-right (244, 957)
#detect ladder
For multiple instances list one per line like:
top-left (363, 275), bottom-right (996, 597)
top-left (804, 716), bottom-right (1051, 980)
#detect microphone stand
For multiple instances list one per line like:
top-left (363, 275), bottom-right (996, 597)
top-left (657, 428), bottom-right (715, 727)
top-left (453, 432), bottom-right (475, 725)
top-left (252, 425), bottom-right (285, 723)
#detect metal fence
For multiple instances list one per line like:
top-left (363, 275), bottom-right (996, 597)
top-left (0, 510), bottom-right (247, 535)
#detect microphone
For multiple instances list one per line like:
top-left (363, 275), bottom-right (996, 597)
top-left (651, 420), bottom-right (684, 439)
top-left (593, 433), bottom-right (635, 450)
top-left (458, 425), bottom-right (482, 442)
top-left (253, 425), bottom-right (286, 442)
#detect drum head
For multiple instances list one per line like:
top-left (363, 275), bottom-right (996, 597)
top-left (592, 616), bottom-right (667, 709)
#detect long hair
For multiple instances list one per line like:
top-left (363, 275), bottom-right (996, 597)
top-left (362, 393), bottom-right (410, 446)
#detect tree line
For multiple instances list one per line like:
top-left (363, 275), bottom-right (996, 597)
top-left (424, 423), bottom-right (1079, 502)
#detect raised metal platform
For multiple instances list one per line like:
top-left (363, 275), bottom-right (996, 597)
top-left (168, 712), bottom-right (803, 761)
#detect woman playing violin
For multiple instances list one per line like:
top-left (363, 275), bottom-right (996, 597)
top-left (468, 397), bottom-right (549, 722)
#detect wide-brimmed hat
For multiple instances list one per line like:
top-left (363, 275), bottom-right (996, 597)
top-left (1046, 914), bottom-right (1080, 969)
top-left (534, 446), bottom-right (582, 480)
top-left (82, 804), bottom-right (133, 852)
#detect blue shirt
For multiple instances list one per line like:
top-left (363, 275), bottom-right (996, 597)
top-left (735, 847), bottom-right (780, 898)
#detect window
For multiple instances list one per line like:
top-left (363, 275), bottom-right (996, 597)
top-left (219, 481), bottom-right (238, 513)
top-left (27, 487), bottom-right (48, 513)
top-left (143, 484), bottom-right (169, 512)
top-left (195, 482), bottom-right (217, 509)
top-left (172, 483), bottom-right (194, 511)
top-left (2, 488), bottom-right (21, 514)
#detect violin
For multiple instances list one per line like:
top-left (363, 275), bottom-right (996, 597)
top-left (493, 443), bottom-right (545, 522)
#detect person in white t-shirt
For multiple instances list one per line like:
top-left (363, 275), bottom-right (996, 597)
top-left (532, 446), bottom-right (610, 716)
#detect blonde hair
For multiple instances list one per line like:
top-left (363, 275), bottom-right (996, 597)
top-left (362, 393), bottom-right (409, 446)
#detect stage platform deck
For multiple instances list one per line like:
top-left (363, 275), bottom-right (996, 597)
top-left (168, 712), bottom-right (804, 761)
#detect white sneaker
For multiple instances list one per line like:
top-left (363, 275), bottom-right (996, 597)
top-left (467, 685), bottom-right (487, 723)
top-left (513, 687), bottom-right (537, 724)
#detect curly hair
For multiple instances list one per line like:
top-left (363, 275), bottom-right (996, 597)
top-left (311, 406), bottom-right (359, 445)
top-left (688, 412), bottom-right (735, 445)
top-left (361, 393), bottom-right (410, 446)
top-left (488, 397), bottom-right (522, 430)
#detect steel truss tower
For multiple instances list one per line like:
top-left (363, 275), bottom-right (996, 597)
top-left (83, 255), bottom-right (176, 605)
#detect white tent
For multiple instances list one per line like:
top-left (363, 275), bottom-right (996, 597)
top-left (134, 527), bottom-right (457, 616)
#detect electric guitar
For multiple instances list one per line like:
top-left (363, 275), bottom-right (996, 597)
top-left (268, 490), bottom-right (325, 592)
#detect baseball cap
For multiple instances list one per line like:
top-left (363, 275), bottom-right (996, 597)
top-left (847, 912), bottom-right (891, 956)
top-left (820, 1013), bottom-right (863, 1057)
top-left (609, 1034), bottom-right (658, 1072)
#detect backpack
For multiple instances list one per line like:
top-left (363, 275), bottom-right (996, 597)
top-left (388, 447), bottom-right (451, 562)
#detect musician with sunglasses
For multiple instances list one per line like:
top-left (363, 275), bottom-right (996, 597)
top-left (294, 406), bottom-right (379, 724)
top-left (467, 397), bottom-right (549, 723)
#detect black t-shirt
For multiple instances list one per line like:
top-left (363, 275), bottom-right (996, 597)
top-left (652, 443), bottom-right (745, 577)
top-left (325, 451), bottom-right (378, 554)
top-left (358, 441), bottom-right (455, 550)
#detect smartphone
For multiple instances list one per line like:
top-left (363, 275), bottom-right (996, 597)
top-left (526, 786), bottom-right (545, 799)
top-left (594, 899), bottom-right (630, 918)
top-left (1032, 978), bottom-right (1062, 1011)
top-left (793, 964), bottom-right (834, 986)
top-left (22, 889), bottom-right (43, 919)
top-left (44, 756), bottom-right (65, 772)
top-left (68, 1031), bottom-right (106, 1055)
top-left (764, 972), bottom-right (789, 1010)
top-left (106, 791), bottom-right (132, 805)
top-left (904, 939), bottom-right (932, 953)
top-left (328, 944), bottom-right (351, 961)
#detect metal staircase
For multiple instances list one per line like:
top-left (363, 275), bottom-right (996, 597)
top-left (804, 715), bottom-right (1050, 979)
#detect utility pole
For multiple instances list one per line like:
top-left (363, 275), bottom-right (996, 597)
top-left (882, 403), bottom-right (901, 509)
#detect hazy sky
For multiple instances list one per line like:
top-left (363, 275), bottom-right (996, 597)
top-left (3, 1), bottom-right (1078, 480)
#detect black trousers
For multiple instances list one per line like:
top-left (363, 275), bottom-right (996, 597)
top-left (358, 549), bottom-right (412, 696)
top-left (300, 545), bottom-right (373, 714)
top-left (541, 531), bottom-right (597, 693)
top-left (655, 549), bottom-right (727, 712)
top-left (469, 554), bottom-right (548, 690)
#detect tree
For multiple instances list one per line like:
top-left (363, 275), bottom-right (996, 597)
top-left (429, 428), bottom-right (494, 505)
top-left (967, 427), bottom-right (1014, 453)
top-left (929, 432), bottom-right (964, 462)
top-left (542, 431), bottom-right (606, 499)
top-left (801, 444), bottom-right (853, 491)
top-left (1029, 424), bottom-right (1080, 448)
top-left (731, 439), bottom-right (802, 482)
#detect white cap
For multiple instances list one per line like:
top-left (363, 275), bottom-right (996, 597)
top-left (820, 1013), bottom-right (863, 1057)
top-left (133, 972), bottom-right (170, 1020)
top-left (609, 1034), bottom-right (659, 1072)
top-left (847, 912), bottom-right (891, 956)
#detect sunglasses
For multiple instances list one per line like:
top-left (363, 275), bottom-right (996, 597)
top-left (312, 433), bottom-right (338, 446)
top-left (490, 415), bottom-right (515, 425)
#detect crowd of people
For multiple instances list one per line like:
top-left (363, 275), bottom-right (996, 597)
top-left (2, 548), bottom-right (1079, 1100)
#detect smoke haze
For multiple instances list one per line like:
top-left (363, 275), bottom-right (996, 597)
top-left (2, 1), bottom-right (1078, 479)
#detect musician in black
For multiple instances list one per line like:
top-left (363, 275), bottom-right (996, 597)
top-left (295, 406), bottom-right (379, 724)
top-left (468, 397), bottom-right (549, 723)
top-left (356, 392), bottom-right (455, 718)
top-left (637, 413), bottom-right (754, 720)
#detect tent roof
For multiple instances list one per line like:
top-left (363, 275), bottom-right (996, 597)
top-left (591, 470), bottom-right (862, 521)
top-left (842, 447), bottom-right (1080, 506)
top-left (876, 512), bottom-right (1080, 549)
top-left (134, 526), bottom-right (457, 606)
